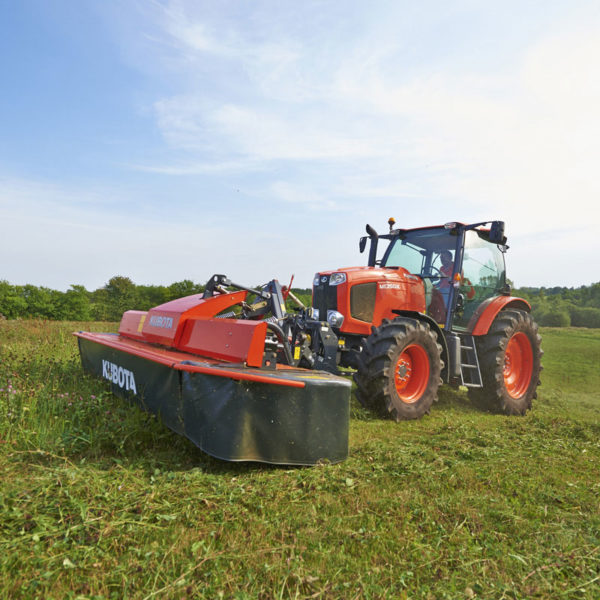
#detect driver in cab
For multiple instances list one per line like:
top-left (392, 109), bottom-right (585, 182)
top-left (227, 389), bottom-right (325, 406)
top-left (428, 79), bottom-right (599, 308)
top-left (438, 250), bottom-right (475, 300)
top-left (439, 251), bottom-right (454, 288)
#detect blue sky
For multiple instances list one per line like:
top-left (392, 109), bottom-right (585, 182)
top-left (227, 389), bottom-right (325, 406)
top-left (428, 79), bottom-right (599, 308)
top-left (1, 1), bottom-right (599, 291)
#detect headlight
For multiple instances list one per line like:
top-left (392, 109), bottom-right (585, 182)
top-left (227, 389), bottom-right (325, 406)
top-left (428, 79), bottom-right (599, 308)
top-left (313, 274), bottom-right (321, 286)
top-left (329, 272), bottom-right (347, 286)
top-left (311, 308), bottom-right (320, 321)
top-left (327, 310), bottom-right (344, 328)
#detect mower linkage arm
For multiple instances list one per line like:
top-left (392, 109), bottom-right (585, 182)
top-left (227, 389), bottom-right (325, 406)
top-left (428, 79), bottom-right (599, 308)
top-left (203, 274), bottom-right (299, 367)
top-left (203, 274), bottom-right (272, 300)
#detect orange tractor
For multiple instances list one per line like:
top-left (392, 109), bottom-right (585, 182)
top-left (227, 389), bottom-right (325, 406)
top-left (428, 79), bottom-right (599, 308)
top-left (306, 219), bottom-right (543, 419)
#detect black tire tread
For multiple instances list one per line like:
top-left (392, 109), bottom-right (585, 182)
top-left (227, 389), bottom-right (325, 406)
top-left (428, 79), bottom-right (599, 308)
top-left (469, 309), bottom-right (543, 415)
top-left (353, 318), bottom-right (443, 421)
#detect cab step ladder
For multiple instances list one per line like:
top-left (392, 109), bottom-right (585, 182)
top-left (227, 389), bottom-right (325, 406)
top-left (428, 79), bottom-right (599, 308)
top-left (459, 335), bottom-right (483, 388)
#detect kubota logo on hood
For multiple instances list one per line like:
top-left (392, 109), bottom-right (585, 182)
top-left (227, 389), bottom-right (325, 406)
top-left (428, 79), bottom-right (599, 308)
top-left (102, 360), bottom-right (137, 394)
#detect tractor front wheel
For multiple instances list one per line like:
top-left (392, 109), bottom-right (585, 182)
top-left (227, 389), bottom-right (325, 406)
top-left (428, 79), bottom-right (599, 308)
top-left (469, 309), bottom-right (542, 415)
top-left (354, 318), bottom-right (443, 421)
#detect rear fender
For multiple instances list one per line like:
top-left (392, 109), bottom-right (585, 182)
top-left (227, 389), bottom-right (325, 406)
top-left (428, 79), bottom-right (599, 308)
top-left (469, 296), bottom-right (531, 336)
top-left (391, 310), bottom-right (449, 383)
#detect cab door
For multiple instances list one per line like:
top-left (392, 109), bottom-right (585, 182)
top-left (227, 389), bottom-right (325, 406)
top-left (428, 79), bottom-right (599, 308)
top-left (452, 230), bottom-right (507, 330)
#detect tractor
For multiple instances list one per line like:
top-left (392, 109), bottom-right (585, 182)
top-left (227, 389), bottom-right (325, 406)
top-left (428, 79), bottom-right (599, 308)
top-left (202, 219), bottom-right (542, 420)
top-left (304, 219), bottom-right (543, 419)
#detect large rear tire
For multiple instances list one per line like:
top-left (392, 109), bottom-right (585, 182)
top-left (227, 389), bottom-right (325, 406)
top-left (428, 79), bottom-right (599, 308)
top-left (469, 309), bottom-right (542, 415)
top-left (354, 318), bottom-right (443, 421)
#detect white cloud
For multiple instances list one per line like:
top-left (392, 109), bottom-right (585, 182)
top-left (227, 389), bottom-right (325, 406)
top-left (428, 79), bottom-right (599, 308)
top-left (315, 25), bottom-right (600, 235)
top-left (134, 6), bottom-right (600, 286)
top-left (147, 4), bottom-right (600, 220)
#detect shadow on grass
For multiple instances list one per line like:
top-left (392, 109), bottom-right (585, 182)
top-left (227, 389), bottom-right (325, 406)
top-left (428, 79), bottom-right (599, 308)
top-left (12, 417), bottom-right (286, 477)
top-left (435, 385), bottom-right (476, 411)
top-left (349, 384), bottom-right (485, 421)
top-left (69, 408), bottom-right (296, 477)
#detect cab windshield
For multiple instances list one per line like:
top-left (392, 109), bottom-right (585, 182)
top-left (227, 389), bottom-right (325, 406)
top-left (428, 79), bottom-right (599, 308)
top-left (381, 228), bottom-right (457, 278)
top-left (381, 227), bottom-right (507, 330)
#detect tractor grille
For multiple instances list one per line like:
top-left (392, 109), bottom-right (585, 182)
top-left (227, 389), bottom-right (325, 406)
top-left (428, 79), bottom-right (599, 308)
top-left (312, 277), bottom-right (338, 317)
top-left (350, 282), bottom-right (376, 322)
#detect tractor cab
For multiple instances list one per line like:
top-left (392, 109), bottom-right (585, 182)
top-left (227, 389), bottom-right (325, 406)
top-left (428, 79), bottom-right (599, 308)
top-left (361, 221), bottom-right (509, 332)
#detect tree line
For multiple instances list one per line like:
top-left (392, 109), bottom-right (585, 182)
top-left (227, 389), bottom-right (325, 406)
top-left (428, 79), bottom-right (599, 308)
top-left (1, 276), bottom-right (599, 328)
top-left (0, 277), bottom-right (205, 321)
top-left (514, 283), bottom-right (600, 328)
top-left (0, 277), bottom-right (312, 322)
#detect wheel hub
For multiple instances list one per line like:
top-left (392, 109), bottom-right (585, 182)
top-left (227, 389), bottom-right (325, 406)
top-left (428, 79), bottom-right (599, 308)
top-left (397, 361), bottom-right (410, 380)
top-left (503, 332), bottom-right (534, 399)
top-left (393, 344), bottom-right (430, 404)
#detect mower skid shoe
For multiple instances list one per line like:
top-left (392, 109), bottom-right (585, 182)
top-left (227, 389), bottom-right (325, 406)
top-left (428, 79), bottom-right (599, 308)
top-left (77, 334), bottom-right (350, 465)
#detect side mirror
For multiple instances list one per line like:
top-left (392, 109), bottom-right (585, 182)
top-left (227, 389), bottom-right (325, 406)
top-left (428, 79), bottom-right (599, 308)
top-left (359, 237), bottom-right (367, 253)
top-left (489, 221), bottom-right (505, 244)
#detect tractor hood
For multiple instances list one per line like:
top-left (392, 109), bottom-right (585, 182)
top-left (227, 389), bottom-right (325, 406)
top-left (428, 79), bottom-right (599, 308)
top-left (315, 265), bottom-right (421, 284)
top-left (312, 266), bottom-right (426, 336)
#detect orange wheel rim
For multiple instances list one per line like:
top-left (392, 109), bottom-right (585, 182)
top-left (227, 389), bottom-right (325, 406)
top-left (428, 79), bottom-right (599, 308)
top-left (393, 344), bottom-right (430, 403)
top-left (504, 332), bottom-right (533, 398)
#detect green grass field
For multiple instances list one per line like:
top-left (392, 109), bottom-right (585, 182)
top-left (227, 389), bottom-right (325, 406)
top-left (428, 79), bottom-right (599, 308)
top-left (1, 321), bottom-right (599, 599)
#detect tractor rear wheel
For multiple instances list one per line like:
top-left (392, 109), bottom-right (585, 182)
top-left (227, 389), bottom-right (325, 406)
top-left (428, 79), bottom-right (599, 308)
top-left (354, 318), bottom-right (443, 421)
top-left (469, 309), bottom-right (542, 415)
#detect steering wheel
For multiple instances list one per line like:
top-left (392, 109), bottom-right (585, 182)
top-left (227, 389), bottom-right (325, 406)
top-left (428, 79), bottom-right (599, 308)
top-left (423, 266), bottom-right (442, 285)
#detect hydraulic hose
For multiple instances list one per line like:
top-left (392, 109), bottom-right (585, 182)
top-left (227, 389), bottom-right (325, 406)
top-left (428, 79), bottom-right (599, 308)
top-left (266, 322), bottom-right (295, 366)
